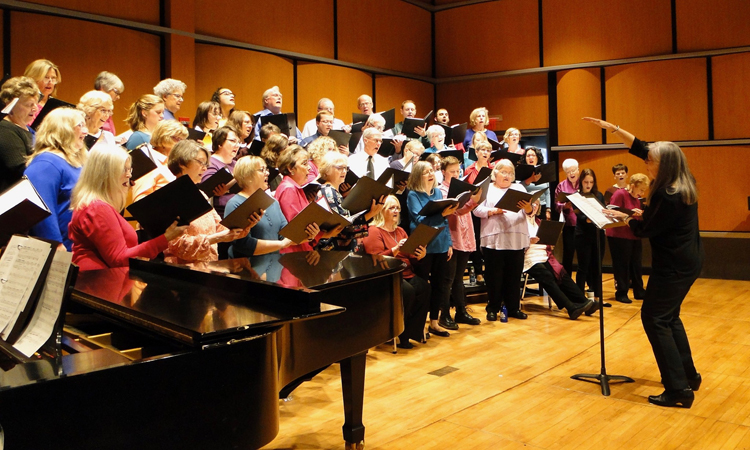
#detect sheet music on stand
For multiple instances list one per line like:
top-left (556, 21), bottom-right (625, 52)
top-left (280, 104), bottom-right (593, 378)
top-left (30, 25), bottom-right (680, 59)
top-left (565, 192), bottom-right (627, 230)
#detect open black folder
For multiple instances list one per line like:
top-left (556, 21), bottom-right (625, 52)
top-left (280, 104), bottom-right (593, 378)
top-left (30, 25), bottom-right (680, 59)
top-left (278, 201), bottom-right (354, 244)
top-left (260, 113), bottom-right (297, 137)
top-left (30, 97), bottom-right (76, 130)
top-left (221, 188), bottom-right (275, 229)
top-left (126, 175), bottom-right (213, 237)
top-left (198, 168), bottom-right (239, 197)
top-left (534, 220), bottom-right (564, 246)
top-left (376, 167), bottom-right (410, 187)
top-left (515, 163), bottom-right (556, 184)
top-left (340, 176), bottom-right (393, 215)
top-left (438, 123), bottom-right (468, 146)
top-left (327, 130), bottom-right (352, 148)
top-left (399, 224), bottom-right (444, 256)
top-left (352, 108), bottom-right (396, 131)
top-left (447, 175), bottom-right (491, 205)
top-left (129, 146), bottom-right (158, 181)
top-left (0, 176), bottom-right (51, 237)
top-left (402, 110), bottom-right (433, 139)
top-left (494, 188), bottom-right (545, 212)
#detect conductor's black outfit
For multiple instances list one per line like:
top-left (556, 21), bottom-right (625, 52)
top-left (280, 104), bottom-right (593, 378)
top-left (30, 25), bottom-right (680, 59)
top-left (628, 138), bottom-right (703, 392)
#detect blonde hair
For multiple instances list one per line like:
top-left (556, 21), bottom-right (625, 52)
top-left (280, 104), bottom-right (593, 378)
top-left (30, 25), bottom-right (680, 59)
top-left (234, 155), bottom-right (265, 190)
top-left (404, 139), bottom-right (425, 156)
top-left (23, 59), bottom-right (60, 97)
top-left (71, 144), bottom-right (131, 211)
top-left (407, 161), bottom-right (436, 193)
top-left (469, 107), bottom-right (489, 128)
top-left (318, 151), bottom-right (348, 182)
top-left (126, 94), bottom-right (163, 132)
top-left (471, 130), bottom-right (488, 147)
top-left (29, 107), bottom-right (87, 168)
top-left (307, 136), bottom-right (336, 163)
top-left (78, 90), bottom-right (113, 119)
top-left (370, 195), bottom-right (400, 228)
top-left (628, 173), bottom-right (650, 188)
top-left (503, 127), bottom-right (520, 141)
top-left (150, 119), bottom-right (188, 149)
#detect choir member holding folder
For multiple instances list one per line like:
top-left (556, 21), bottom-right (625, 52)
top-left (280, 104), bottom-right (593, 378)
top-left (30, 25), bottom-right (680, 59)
top-left (225, 156), bottom-right (314, 257)
top-left (584, 117), bottom-right (703, 409)
top-left (125, 94), bottom-right (164, 150)
top-left (518, 147), bottom-right (551, 218)
top-left (24, 108), bottom-right (87, 250)
top-left (555, 158), bottom-right (581, 275)
top-left (275, 145), bottom-right (337, 253)
top-left (439, 157), bottom-right (483, 326)
top-left (462, 107), bottom-right (498, 152)
top-left (69, 145), bottom-right (188, 271)
top-left (363, 195), bottom-right (430, 349)
top-left (574, 169), bottom-right (606, 301)
top-left (164, 140), bottom-right (253, 264)
top-left (463, 141), bottom-right (494, 283)
top-left (406, 161), bottom-right (458, 337)
top-left (0, 77), bottom-right (40, 192)
top-left (132, 120), bottom-right (187, 202)
top-left (202, 126), bottom-right (241, 217)
top-left (192, 101), bottom-right (221, 148)
top-left (473, 159), bottom-right (533, 321)
top-left (78, 90), bottom-right (115, 147)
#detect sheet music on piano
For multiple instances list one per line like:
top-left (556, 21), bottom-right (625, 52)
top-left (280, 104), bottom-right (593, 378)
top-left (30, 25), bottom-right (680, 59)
top-left (13, 250), bottom-right (73, 357)
top-left (0, 235), bottom-right (52, 339)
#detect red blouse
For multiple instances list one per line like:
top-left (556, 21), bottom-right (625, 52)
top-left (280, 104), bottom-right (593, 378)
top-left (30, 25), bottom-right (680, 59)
top-left (362, 226), bottom-right (416, 279)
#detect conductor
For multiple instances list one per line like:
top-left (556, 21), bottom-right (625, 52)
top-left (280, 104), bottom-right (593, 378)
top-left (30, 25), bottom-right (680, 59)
top-left (583, 117), bottom-right (703, 409)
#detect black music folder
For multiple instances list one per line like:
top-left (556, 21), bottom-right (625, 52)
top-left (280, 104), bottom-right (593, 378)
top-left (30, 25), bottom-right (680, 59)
top-left (126, 175), bottom-right (213, 236)
top-left (402, 110), bottom-right (433, 139)
top-left (439, 122), bottom-right (468, 146)
top-left (340, 176), bottom-right (393, 215)
top-left (417, 196), bottom-right (466, 217)
top-left (348, 131), bottom-right (362, 155)
top-left (487, 137), bottom-right (502, 151)
top-left (515, 163), bottom-right (556, 184)
top-left (356, 108), bottom-right (396, 131)
top-left (490, 150), bottom-right (523, 165)
top-left (221, 188), bottom-right (275, 229)
top-left (376, 167), bottom-right (410, 187)
top-left (198, 168), bottom-right (234, 197)
top-left (344, 169), bottom-right (360, 187)
top-left (377, 138), bottom-right (397, 157)
top-left (462, 166), bottom-right (492, 185)
top-left (494, 188), bottom-right (544, 212)
top-left (0, 176), bottom-right (51, 237)
top-left (83, 134), bottom-right (99, 150)
top-left (534, 220), bottom-right (564, 246)
top-left (447, 175), bottom-right (491, 205)
top-left (245, 139), bottom-right (265, 157)
top-left (31, 97), bottom-right (76, 130)
top-left (324, 130), bottom-right (349, 148)
top-left (399, 224), bottom-right (444, 256)
top-left (260, 113), bottom-right (297, 137)
top-left (129, 146), bottom-right (159, 181)
top-left (187, 128), bottom-right (206, 142)
top-left (278, 201), bottom-right (350, 244)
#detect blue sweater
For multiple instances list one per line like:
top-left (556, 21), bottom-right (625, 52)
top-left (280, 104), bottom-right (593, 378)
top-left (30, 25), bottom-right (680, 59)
top-left (224, 194), bottom-right (287, 258)
top-left (24, 152), bottom-right (81, 250)
top-left (406, 188), bottom-right (452, 254)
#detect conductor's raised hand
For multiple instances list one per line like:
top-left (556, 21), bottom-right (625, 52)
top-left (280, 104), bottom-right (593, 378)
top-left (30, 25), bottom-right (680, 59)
top-left (582, 117), bottom-right (618, 132)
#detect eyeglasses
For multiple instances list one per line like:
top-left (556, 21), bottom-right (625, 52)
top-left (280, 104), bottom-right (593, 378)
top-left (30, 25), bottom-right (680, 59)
top-left (124, 166), bottom-right (133, 174)
top-left (42, 76), bottom-right (58, 84)
top-left (98, 107), bottom-right (114, 116)
top-left (219, 90), bottom-right (233, 96)
top-left (193, 159), bottom-right (209, 169)
top-left (333, 165), bottom-right (348, 172)
top-left (565, 168), bottom-right (579, 175)
top-left (112, 89), bottom-right (121, 96)
top-left (259, 166), bottom-right (270, 173)
top-left (386, 206), bottom-right (401, 212)
top-left (226, 138), bottom-right (240, 145)
top-left (498, 171), bottom-right (514, 177)
top-left (169, 93), bottom-right (184, 100)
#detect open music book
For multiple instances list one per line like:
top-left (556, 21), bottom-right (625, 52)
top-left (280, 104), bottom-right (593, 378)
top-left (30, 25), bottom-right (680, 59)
top-left (0, 176), bottom-right (51, 238)
top-left (566, 192), bottom-right (628, 229)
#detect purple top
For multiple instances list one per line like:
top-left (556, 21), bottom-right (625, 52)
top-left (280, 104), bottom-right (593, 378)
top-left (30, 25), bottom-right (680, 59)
top-left (606, 188), bottom-right (642, 239)
top-left (201, 156), bottom-right (237, 217)
top-left (555, 178), bottom-right (579, 227)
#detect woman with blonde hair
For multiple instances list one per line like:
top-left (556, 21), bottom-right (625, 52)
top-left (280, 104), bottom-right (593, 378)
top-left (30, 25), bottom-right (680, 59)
top-left (69, 145), bottom-right (187, 270)
top-left (363, 195), bottom-right (430, 349)
top-left (0, 76), bottom-right (39, 191)
top-left (25, 107), bottom-right (87, 250)
top-left (306, 135), bottom-right (336, 183)
top-left (462, 107), bottom-right (498, 151)
top-left (406, 161), bottom-right (458, 337)
top-left (585, 117), bottom-right (703, 409)
top-left (503, 127), bottom-right (522, 154)
top-left (78, 90), bottom-right (115, 147)
top-left (125, 94), bottom-right (164, 150)
top-left (23, 59), bottom-right (60, 113)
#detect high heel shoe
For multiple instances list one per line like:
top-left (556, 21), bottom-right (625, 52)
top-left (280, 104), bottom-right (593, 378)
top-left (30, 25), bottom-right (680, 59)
top-left (648, 389), bottom-right (694, 408)
top-left (688, 373), bottom-right (702, 391)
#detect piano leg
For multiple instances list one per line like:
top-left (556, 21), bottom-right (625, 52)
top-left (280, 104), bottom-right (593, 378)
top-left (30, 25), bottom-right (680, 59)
top-left (340, 351), bottom-right (367, 449)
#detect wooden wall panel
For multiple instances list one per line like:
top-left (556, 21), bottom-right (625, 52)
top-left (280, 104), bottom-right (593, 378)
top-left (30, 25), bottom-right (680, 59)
top-left (556, 69), bottom-right (602, 146)
top-left (338, 0), bottom-right (432, 77)
top-left (543, 0), bottom-right (671, 67)
top-left (434, 0), bottom-right (539, 77)
top-left (676, 0), bottom-right (750, 52)
top-left (296, 63), bottom-right (372, 126)
top-left (682, 146), bottom-right (750, 232)
top-left (712, 52), bottom-right (750, 139)
top-left (605, 59), bottom-right (708, 143)
top-left (436, 74), bottom-right (548, 133)
top-left (374, 76), bottom-right (434, 122)
top-left (194, 44), bottom-right (294, 118)
top-left (559, 146), bottom-right (750, 232)
top-left (195, 0), bottom-right (334, 59)
top-left (26, 0), bottom-right (160, 24)
top-left (11, 12), bottom-right (161, 132)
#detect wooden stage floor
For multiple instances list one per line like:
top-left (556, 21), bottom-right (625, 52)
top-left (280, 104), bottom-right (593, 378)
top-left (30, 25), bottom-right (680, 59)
top-left (262, 275), bottom-right (750, 449)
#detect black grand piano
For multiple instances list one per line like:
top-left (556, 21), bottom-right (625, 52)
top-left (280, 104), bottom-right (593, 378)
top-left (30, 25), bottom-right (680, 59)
top-left (0, 251), bottom-right (404, 449)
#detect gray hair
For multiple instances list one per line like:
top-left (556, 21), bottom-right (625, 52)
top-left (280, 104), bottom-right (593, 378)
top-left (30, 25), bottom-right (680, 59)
top-left (362, 127), bottom-right (382, 140)
top-left (365, 114), bottom-right (385, 130)
top-left (562, 158), bottom-right (578, 171)
top-left (94, 71), bottom-right (124, 93)
top-left (153, 78), bottom-right (187, 98)
top-left (427, 124), bottom-right (445, 141)
top-left (490, 159), bottom-right (515, 181)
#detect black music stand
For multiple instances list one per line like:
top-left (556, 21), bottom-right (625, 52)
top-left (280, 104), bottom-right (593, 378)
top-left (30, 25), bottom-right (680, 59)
top-left (567, 194), bottom-right (634, 396)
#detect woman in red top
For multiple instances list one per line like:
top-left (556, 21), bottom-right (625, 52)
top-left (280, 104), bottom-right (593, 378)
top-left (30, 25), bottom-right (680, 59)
top-left (363, 195), bottom-right (429, 349)
top-left (69, 145), bottom-right (187, 271)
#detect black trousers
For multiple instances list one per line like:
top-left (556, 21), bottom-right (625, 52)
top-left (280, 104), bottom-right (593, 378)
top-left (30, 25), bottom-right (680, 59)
top-left (526, 262), bottom-right (589, 311)
top-left (400, 275), bottom-right (431, 342)
top-left (483, 248), bottom-right (524, 314)
top-left (413, 252), bottom-right (452, 320)
top-left (561, 225), bottom-right (576, 275)
top-left (448, 249), bottom-right (472, 313)
top-left (641, 272), bottom-right (699, 391)
top-left (575, 230), bottom-right (605, 298)
top-left (607, 236), bottom-right (645, 298)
